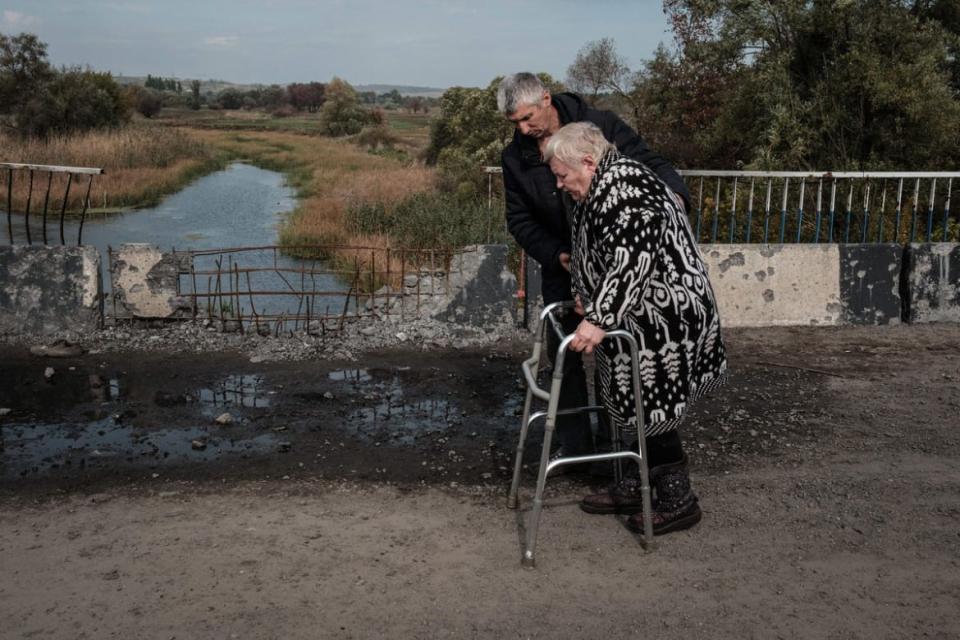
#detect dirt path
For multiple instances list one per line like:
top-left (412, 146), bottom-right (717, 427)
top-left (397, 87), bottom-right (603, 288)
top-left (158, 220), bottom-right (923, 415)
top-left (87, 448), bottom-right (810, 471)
top-left (1, 325), bottom-right (959, 639)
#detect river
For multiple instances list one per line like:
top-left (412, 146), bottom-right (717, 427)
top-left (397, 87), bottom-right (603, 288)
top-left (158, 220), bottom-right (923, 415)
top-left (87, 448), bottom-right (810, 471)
top-left (7, 163), bottom-right (350, 319)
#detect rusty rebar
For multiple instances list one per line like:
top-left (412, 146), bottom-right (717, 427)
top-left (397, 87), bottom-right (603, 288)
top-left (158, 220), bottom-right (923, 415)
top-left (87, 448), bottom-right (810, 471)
top-left (233, 260), bottom-right (244, 334)
top-left (189, 256), bottom-right (199, 320)
top-left (399, 248), bottom-right (407, 319)
top-left (77, 174), bottom-right (94, 246)
top-left (6, 168), bottom-right (13, 244)
top-left (245, 270), bottom-right (260, 333)
top-left (41, 172), bottom-right (52, 245)
top-left (24, 170), bottom-right (34, 245)
top-left (214, 256), bottom-right (225, 325)
top-left (58, 173), bottom-right (73, 245)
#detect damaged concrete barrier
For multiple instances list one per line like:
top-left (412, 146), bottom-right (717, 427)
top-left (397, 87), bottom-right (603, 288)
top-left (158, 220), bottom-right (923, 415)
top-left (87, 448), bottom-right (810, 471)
top-left (704, 244), bottom-right (843, 327)
top-left (429, 245), bottom-right (518, 327)
top-left (905, 243), bottom-right (960, 323)
top-left (838, 244), bottom-right (902, 325)
top-left (0, 245), bottom-right (102, 333)
top-left (703, 244), bottom-right (901, 327)
top-left (110, 243), bottom-right (193, 319)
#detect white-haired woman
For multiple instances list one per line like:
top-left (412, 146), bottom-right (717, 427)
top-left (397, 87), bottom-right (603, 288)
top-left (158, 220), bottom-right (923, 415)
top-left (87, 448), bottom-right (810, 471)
top-left (543, 121), bottom-right (727, 535)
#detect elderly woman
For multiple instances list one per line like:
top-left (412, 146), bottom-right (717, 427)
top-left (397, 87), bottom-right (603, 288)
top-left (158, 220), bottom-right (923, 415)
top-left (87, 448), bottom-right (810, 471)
top-left (543, 121), bottom-right (727, 535)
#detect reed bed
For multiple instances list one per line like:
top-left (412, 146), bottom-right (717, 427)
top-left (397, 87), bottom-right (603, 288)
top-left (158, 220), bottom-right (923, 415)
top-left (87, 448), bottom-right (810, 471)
top-left (1, 126), bottom-right (222, 213)
top-left (189, 130), bottom-right (441, 278)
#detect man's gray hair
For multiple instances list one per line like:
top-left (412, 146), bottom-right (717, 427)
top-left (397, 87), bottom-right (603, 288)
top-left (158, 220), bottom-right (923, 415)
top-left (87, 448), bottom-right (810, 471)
top-left (497, 72), bottom-right (547, 114)
top-left (543, 122), bottom-right (615, 167)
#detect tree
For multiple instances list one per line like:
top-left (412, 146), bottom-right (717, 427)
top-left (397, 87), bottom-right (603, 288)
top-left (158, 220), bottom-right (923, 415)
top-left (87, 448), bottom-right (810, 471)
top-left (216, 87), bottom-right (243, 110)
top-left (424, 74), bottom-right (563, 197)
top-left (633, 0), bottom-right (960, 169)
top-left (320, 77), bottom-right (378, 136)
top-left (0, 32), bottom-right (54, 117)
top-left (259, 84), bottom-right (287, 109)
top-left (286, 81), bottom-right (325, 112)
top-left (566, 37), bottom-right (632, 102)
top-left (189, 80), bottom-right (202, 110)
top-left (17, 67), bottom-right (130, 137)
top-left (129, 86), bottom-right (163, 118)
top-left (403, 96), bottom-right (424, 113)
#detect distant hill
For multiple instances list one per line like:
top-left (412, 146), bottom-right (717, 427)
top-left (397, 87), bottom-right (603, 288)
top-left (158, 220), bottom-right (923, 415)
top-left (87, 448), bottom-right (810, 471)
top-left (115, 76), bottom-right (446, 98)
top-left (355, 84), bottom-right (445, 98)
top-left (115, 76), bottom-right (250, 94)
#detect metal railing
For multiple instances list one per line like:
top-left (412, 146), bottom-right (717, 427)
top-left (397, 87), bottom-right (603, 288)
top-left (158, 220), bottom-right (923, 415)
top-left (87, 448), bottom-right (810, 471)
top-left (681, 171), bottom-right (957, 244)
top-left (130, 244), bottom-right (466, 335)
top-left (483, 167), bottom-right (960, 244)
top-left (2, 162), bottom-right (105, 246)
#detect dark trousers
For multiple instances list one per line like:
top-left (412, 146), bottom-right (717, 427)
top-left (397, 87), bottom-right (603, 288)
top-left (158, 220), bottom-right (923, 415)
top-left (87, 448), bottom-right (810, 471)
top-left (545, 310), bottom-right (607, 456)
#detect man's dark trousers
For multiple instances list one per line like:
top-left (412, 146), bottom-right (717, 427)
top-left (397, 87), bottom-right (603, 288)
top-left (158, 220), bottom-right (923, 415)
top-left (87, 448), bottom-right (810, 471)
top-left (544, 309), bottom-right (600, 456)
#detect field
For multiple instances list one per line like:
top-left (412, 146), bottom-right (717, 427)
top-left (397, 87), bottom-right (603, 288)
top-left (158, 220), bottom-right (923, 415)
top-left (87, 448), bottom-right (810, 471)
top-left (154, 108), bottom-right (432, 147)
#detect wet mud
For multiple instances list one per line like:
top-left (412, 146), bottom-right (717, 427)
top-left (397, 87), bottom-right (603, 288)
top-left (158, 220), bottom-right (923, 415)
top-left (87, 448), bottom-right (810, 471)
top-left (2, 325), bottom-right (959, 639)
top-left (1, 336), bottom-right (844, 496)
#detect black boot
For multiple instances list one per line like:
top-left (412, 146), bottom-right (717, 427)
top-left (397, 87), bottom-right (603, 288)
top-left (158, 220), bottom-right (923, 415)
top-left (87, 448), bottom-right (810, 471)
top-left (626, 466), bottom-right (702, 535)
top-left (579, 454), bottom-right (688, 515)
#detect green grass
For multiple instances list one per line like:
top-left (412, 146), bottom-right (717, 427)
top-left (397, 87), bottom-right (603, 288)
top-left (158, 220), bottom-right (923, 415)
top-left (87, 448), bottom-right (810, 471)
top-left (347, 192), bottom-right (509, 251)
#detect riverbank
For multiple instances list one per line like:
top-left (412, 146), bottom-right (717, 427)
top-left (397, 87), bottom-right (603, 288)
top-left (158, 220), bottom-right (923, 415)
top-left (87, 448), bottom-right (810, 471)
top-left (4, 111), bottom-right (506, 286)
top-left (1, 126), bottom-right (228, 214)
top-left (1, 325), bottom-right (958, 638)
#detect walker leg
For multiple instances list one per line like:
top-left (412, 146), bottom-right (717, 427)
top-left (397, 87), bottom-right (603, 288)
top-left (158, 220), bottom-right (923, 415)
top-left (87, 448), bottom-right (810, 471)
top-left (507, 388), bottom-right (535, 509)
top-left (636, 423), bottom-right (656, 551)
top-left (522, 376), bottom-right (563, 567)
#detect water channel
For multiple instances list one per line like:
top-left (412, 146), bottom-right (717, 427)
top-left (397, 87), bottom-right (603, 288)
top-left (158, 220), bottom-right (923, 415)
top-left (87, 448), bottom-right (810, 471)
top-left (8, 163), bottom-right (350, 318)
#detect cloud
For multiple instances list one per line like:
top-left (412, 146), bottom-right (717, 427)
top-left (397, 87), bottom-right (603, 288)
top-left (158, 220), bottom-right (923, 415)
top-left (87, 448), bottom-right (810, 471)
top-left (3, 10), bottom-right (39, 26)
top-left (203, 35), bottom-right (239, 47)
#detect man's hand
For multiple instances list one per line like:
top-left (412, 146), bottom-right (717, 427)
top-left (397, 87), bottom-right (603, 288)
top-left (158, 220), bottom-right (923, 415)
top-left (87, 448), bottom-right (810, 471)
top-left (558, 252), bottom-right (571, 272)
top-left (569, 318), bottom-right (605, 354)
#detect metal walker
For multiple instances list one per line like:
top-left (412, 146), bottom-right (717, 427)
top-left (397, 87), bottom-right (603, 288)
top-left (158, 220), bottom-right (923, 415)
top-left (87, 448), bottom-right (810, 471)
top-left (507, 301), bottom-right (656, 567)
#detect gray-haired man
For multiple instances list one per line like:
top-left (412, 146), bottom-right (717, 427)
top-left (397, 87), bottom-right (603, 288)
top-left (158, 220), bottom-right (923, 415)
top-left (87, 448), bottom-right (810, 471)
top-left (498, 72), bottom-right (690, 469)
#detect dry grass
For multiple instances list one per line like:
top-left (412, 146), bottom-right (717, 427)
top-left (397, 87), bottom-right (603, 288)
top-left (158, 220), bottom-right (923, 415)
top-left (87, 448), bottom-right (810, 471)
top-left (187, 129), bottom-right (438, 274)
top-left (1, 126), bottom-right (222, 212)
top-left (187, 130), bottom-right (436, 231)
top-left (329, 166), bottom-right (434, 212)
top-left (4, 120), bottom-right (450, 288)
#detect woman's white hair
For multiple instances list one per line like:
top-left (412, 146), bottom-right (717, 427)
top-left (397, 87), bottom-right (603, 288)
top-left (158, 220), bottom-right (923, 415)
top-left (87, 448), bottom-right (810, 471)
top-left (496, 73), bottom-right (546, 115)
top-left (543, 121), bottom-right (615, 167)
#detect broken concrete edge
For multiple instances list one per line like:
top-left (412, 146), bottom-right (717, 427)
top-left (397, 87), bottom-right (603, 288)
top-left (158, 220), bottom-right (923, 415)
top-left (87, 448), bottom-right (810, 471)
top-left (111, 243), bottom-right (192, 320)
top-left (523, 243), bottom-right (959, 328)
top-left (0, 245), bottom-right (102, 334)
top-left (905, 243), bottom-right (960, 323)
top-left (3, 242), bottom-right (958, 337)
top-left (431, 245), bottom-right (518, 327)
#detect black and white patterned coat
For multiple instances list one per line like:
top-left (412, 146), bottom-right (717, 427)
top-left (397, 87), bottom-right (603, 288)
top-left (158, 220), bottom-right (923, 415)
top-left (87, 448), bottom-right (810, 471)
top-left (571, 151), bottom-right (727, 436)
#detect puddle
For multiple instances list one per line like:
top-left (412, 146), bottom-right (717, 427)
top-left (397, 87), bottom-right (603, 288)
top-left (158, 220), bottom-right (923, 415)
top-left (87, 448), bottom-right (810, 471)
top-left (2, 420), bottom-right (278, 479)
top-left (198, 375), bottom-right (270, 408)
top-left (338, 369), bottom-right (460, 446)
top-left (328, 369), bottom-right (372, 383)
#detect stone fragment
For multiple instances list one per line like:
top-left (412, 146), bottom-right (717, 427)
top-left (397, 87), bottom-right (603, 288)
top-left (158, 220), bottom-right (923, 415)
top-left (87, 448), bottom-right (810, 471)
top-left (215, 412), bottom-right (234, 425)
top-left (30, 340), bottom-right (85, 358)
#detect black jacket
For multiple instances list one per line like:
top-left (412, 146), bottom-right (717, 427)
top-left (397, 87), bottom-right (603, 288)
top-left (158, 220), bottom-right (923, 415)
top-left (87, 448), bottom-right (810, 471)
top-left (501, 92), bottom-right (690, 304)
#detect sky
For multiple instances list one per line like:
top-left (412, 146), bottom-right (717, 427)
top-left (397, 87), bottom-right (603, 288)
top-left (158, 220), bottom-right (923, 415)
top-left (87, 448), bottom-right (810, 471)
top-left (0, 1), bottom-right (676, 88)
